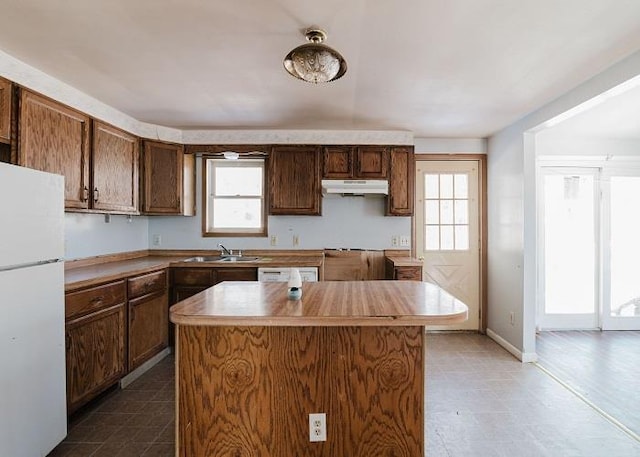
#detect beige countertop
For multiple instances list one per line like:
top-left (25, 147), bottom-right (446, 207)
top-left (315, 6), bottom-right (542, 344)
top-left (170, 280), bottom-right (468, 327)
top-left (385, 256), bottom-right (423, 267)
top-left (64, 251), bottom-right (325, 291)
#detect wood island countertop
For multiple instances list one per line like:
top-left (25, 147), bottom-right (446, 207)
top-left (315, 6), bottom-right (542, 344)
top-left (170, 280), bottom-right (468, 327)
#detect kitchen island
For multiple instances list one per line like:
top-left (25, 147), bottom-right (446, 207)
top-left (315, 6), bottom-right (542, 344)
top-left (170, 280), bottom-right (468, 457)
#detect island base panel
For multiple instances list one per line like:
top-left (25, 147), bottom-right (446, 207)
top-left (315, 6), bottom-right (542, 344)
top-left (176, 325), bottom-right (424, 457)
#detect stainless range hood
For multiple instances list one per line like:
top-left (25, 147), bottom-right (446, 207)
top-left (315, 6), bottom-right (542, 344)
top-left (321, 179), bottom-right (389, 195)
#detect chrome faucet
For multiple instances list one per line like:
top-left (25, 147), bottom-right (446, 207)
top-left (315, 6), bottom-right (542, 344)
top-left (218, 243), bottom-right (232, 257)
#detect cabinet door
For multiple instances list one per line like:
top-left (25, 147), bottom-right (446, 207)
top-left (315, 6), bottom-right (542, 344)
top-left (65, 303), bottom-right (126, 413)
top-left (92, 121), bottom-right (139, 213)
top-left (387, 146), bottom-right (415, 216)
top-left (0, 77), bottom-right (11, 144)
top-left (19, 90), bottom-right (90, 209)
top-left (269, 145), bottom-right (321, 215)
top-left (213, 267), bottom-right (257, 284)
top-left (129, 290), bottom-right (169, 370)
top-left (142, 141), bottom-right (186, 214)
top-left (356, 146), bottom-right (388, 179)
top-left (323, 146), bottom-right (353, 178)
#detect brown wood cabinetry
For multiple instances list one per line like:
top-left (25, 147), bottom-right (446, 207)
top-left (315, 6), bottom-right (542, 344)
top-left (387, 146), bottom-right (415, 216)
top-left (92, 121), bottom-right (139, 213)
top-left (323, 146), bottom-right (353, 178)
top-left (0, 77), bottom-right (12, 145)
top-left (19, 90), bottom-right (91, 209)
top-left (171, 267), bottom-right (257, 303)
top-left (269, 145), bottom-right (321, 215)
top-left (385, 256), bottom-right (423, 281)
top-left (142, 140), bottom-right (195, 215)
top-left (65, 281), bottom-right (127, 414)
top-left (322, 145), bottom-right (389, 179)
top-left (356, 145), bottom-right (388, 178)
top-left (127, 269), bottom-right (168, 370)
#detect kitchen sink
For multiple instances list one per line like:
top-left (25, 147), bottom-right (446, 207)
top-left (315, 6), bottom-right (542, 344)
top-left (182, 256), bottom-right (260, 263)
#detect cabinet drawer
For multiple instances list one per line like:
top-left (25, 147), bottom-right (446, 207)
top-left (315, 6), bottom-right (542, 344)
top-left (128, 269), bottom-right (166, 299)
top-left (173, 268), bottom-right (213, 286)
top-left (395, 267), bottom-right (422, 281)
top-left (66, 281), bottom-right (126, 320)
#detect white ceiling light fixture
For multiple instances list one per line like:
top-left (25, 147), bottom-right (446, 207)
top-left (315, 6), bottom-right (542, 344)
top-left (223, 151), bottom-right (239, 160)
top-left (283, 28), bottom-right (347, 84)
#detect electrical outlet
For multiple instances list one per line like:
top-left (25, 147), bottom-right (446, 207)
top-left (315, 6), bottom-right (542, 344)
top-left (293, 235), bottom-right (300, 247)
top-left (391, 236), bottom-right (399, 247)
top-left (400, 236), bottom-right (410, 247)
top-left (509, 312), bottom-right (515, 326)
top-left (309, 413), bottom-right (326, 442)
top-left (270, 235), bottom-right (277, 246)
top-left (152, 234), bottom-right (161, 246)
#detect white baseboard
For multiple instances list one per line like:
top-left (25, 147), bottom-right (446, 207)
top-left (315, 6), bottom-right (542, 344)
top-left (486, 328), bottom-right (537, 363)
top-left (120, 347), bottom-right (172, 388)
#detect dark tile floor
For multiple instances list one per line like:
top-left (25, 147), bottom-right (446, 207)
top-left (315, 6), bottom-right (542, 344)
top-left (49, 333), bottom-right (640, 456)
top-left (48, 355), bottom-right (175, 457)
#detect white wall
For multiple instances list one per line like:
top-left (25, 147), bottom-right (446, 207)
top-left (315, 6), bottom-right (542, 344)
top-left (536, 136), bottom-right (640, 157)
top-left (148, 158), bottom-right (411, 251)
top-left (65, 213), bottom-right (149, 260)
top-left (487, 49), bottom-right (640, 359)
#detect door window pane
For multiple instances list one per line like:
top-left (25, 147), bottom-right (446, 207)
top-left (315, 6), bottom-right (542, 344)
top-left (543, 174), bottom-right (595, 314)
top-left (425, 200), bottom-right (439, 224)
top-left (425, 175), bottom-right (439, 198)
top-left (422, 171), bottom-right (470, 251)
top-left (454, 174), bottom-right (468, 198)
top-left (440, 174), bottom-right (453, 199)
top-left (610, 177), bottom-right (640, 317)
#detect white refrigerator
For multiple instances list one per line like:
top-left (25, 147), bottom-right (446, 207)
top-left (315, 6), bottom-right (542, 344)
top-left (0, 163), bottom-right (67, 456)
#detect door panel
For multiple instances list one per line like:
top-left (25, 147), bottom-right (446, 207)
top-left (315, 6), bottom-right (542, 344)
top-left (538, 168), bottom-right (599, 330)
top-left (416, 160), bottom-right (480, 330)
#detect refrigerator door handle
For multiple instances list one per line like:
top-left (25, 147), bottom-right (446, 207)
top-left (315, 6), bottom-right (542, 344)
top-left (0, 258), bottom-right (63, 272)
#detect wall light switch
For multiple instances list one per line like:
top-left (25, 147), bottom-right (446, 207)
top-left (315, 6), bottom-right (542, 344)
top-left (293, 235), bottom-right (300, 247)
top-left (400, 236), bottom-right (410, 247)
top-left (270, 235), bottom-right (277, 246)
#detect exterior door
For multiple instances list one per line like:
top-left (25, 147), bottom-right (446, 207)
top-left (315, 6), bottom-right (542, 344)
top-left (538, 168), bottom-right (599, 330)
top-left (602, 171), bottom-right (640, 330)
top-left (416, 160), bottom-right (481, 330)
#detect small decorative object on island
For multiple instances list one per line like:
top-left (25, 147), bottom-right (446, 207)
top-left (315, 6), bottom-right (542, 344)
top-left (287, 267), bottom-right (303, 300)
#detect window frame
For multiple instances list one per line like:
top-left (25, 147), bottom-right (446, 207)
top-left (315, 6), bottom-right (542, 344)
top-left (202, 157), bottom-right (268, 237)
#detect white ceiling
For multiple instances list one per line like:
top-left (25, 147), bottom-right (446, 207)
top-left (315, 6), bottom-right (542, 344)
top-left (1, 0), bottom-right (640, 138)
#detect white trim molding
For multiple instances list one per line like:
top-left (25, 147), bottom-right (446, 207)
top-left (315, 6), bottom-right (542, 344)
top-left (487, 328), bottom-right (538, 363)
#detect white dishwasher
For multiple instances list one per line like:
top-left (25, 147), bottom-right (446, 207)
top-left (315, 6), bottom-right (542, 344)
top-left (257, 267), bottom-right (318, 282)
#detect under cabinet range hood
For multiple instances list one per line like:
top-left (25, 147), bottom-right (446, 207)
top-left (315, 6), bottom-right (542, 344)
top-left (321, 179), bottom-right (389, 195)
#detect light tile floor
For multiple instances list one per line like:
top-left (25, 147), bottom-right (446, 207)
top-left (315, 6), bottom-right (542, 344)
top-left (49, 333), bottom-right (640, 456)
top-left (426, 333), bottom-right (640, 456)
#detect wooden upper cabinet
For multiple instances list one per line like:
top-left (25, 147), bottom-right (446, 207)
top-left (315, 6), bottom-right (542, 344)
top-left (323, 146), bottom-right (354, 178)
top-left (356, 146), bottom-right (388, 179)
top-left (0, 77), bottom-right (12, 144)
top-left (269, 145), bottom-right (321, 215)
top-left (386, 146), bottom-right (415, 216)
top-left (142, 141), bottom-right (195, 215)
top-left (19, 90), bottom-right (90, 209)
top-left (323, 145), bottom-right (389, 179)
top-left (92, 121), bottom-right (139, 213)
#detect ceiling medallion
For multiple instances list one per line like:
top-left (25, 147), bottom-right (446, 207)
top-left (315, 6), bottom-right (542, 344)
top-left (283, 28), bottom-right (347, 84)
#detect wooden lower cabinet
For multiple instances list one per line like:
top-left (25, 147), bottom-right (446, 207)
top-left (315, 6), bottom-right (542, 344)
top-left (65, 303), bottom-right (126, 414)
top-left (128, 290), bottom-right (169, 370)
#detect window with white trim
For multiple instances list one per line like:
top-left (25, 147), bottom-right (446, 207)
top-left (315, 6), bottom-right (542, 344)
top-left (203, 158), bottom-right (267, 236)
top-left (424, 173), bottom-right (469, 250)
